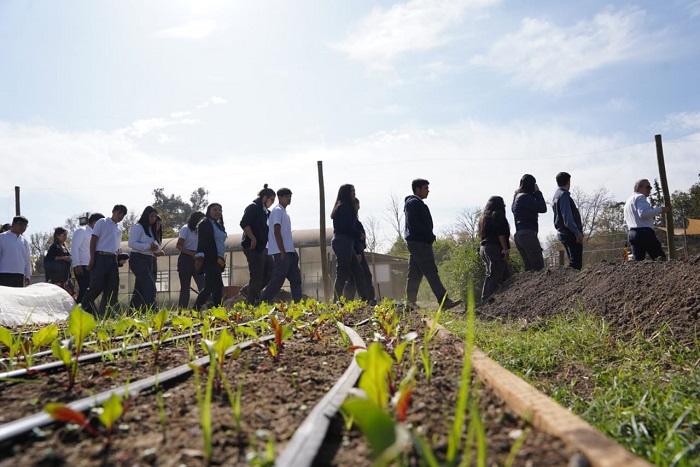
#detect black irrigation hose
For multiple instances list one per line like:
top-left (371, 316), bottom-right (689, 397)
top-left (276, 322), bottom-right (367, 467)
top-left (0, 326), bottom-right (229, 380)
top-left (0, 334), bottom-right (275, 444)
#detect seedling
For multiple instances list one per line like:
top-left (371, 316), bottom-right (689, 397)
top-left (356, 342), bottom-right (394, 410)
top-left (51, 306), bottom-right (96, 391)
top-left (0, 322), bottom-right (57, 368)
top-left (254, 316), bottom-right (293, 360)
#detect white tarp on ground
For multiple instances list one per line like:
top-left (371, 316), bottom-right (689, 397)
top-left (0, 283), bottom-right (73, 327)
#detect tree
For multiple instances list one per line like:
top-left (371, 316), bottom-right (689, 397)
top-left (120, 212), bottom-right (138, 241)
top-left (29, 231), bottom-right (52, 274)
top-left (363, 215), bottom-right (382, 253)
top-left (189, 187), bottom-right (209, 213)
top-left (570, 186), bottom-right (614, 241)
top-left (445, 206), bottom-right (481, 242)
top-left (385, 193), bottom-right (407, 257)
top-left (151, 187), bottom-right (209, 237)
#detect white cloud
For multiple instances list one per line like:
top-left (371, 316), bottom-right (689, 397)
top-left (154, 20), bottom-right (217, 40)
top-left (117, 117), bottom-right (198, 138)
top-left (471, 6), bottom-right (665, 92)
top-left (331, 0), bottom-right (498, 73)
top-left (685, 0), bottom-right (700, 17)
top-left (659, 111), bottom-right (700, 132)
top-left (211, 96), bottom-right (228, 105)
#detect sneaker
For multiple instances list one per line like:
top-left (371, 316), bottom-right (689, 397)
top-left (441, 298), bottom-right (463, 311)
top-left (403, 301), bottom-right (418, 311)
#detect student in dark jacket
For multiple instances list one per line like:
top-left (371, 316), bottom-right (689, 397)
top-left (403, 178), bottom-right (461, 310)
top-left (194, 203), bottom-right (227, 310)
top-left (512, 174), bottom-right (547, 271)
top-left (240, 184), bottom-right (276, 304)
top-left (552, 172), bottom-right (584, 270)
top-left (331, 184), bottom-right (368, 301)
top-left (343, 197), bottom-right (375, 302)
top-left (479, 196), bottom-right (511, 300)
top-left (45, 227), bottom-right (75, 296)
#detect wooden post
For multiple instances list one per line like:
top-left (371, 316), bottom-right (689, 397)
top-left (14, 186), bottom-right (20, 215)
top-left (654, 135), bottom-right (677, 259)
top-left (317, 161), bottom-right (331, 301)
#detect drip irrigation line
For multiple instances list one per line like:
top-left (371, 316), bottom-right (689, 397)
top-left (276, 322), bottom-right (366, 467)
top-left (0, 334), bottom-right (275, 444)
top-left (0, 326), bottom-right (229, 380)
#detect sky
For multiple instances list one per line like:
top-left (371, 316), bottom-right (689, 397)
top-left (1, 0), bottom-right (699, 251)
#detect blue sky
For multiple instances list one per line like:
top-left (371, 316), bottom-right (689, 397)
top-left (1, 0), bottom-right (699, 250)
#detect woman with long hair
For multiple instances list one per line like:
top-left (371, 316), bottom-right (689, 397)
top-left (128, 206), bottom-right (161, 310)
top-left (44, 227), bottom-right (75, 296)
top-left (330, 184), bottom-right (368, 301)
top-left (240, 184), bottom-right (276, 304)
top-left (175, 211), bottom-right (206, 309)
top-left (194, 203), bottom-right (227, 310)
top-left (342, 197), bottom-right (375, 303)
top-left (512, 174), bottom-right (547, 271)
top-left (478, 196), bottom-right (511, 301)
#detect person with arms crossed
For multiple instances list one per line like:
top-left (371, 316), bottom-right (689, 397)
top-left (623, 179), bottom-right (671, 261)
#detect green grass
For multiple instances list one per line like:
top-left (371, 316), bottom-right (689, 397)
top-left (441, 311), bottom-right (700, 467)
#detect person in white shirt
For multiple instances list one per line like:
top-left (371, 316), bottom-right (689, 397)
top-left (175, 211), bottom-right (206, 309)
top-left (623, 179), bottom-right (671, 261)
top-left (128, 206), bottom-right (163, 311)
top-left (259, 188), bottom-right (302, 303)
top-left (71, 213), bottom-right (105, 303)
top-left (81, 205), bottom-right (128, 317)
top-left (0, 216), bottom-right (31, 288)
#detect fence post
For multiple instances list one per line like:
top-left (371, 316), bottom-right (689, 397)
top-left (655, 135), bottom-right (677, 259)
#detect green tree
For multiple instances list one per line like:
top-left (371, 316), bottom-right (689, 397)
top-left (151, 187), bottom-right (209, 237)
top-left (29, 231), bottom-right (52, 274)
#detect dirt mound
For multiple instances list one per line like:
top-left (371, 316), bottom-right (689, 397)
top-left (477, 255), bottom-right (700, 345)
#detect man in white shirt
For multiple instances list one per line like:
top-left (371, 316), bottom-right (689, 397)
top-left (623, 179), bottom-right (671, 261)
top-left (80, 205), bottom-right (127, 317)
top-left (0, 216), bottom-right (31, 288)
top-left (259, 188), bottom-right (302, 303)
top-left (71, 213), bottom-right (105, 304)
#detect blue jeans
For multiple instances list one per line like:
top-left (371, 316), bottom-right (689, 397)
top-left (259, 252), bottom-right (302, 303)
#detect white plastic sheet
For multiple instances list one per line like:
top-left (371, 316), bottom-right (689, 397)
top-left (0, 283), bottom-right (73, 327)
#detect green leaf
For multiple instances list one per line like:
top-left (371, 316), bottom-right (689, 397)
top-left (98, 393), bottom-right (124, 430)
top-left (32, 324), bottom-right (59, 348)
top-left (234, 325), bottom-right (259, 339)
top-left (356, 342), bottom-right (393, 409)
top-left (51, 339), bottom-right (72, 366)
top-left (172, 315), bottom-right (193, 330)
top-left (281, 325), bottom-right (294, 342)
top-left (152, 309), bottom-right (169, 330)
top-left (342, 398), bottom-right (397, 461)
top-left (67, 306), bottom-right (96, 353)
top-left (209, 307), bottom-right (229, 322)
top-left (213, 329), bottom-right (235, 362)
top-left (0, 326), bottom-right (13, 348)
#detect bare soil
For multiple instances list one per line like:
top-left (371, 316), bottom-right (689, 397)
top-left (0, 305), bottom-right (583, 466)
top-left (476, 256), bottom-right (700, 346)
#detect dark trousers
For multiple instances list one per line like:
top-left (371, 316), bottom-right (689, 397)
top-left (332, 234), bottom-right (368, 301)
top-left (243, 248), bottom-right (274, 304)
top-left (129, 252), bottom-right (157, 310)
top-left (81, 254), bottom-right (119, 317)
top-left (480, 243), bottom-right (511, 300)
top-left (406, 240), bottom-right (447, 304)
top-left (514, 230), bottom-right (544, 271)
top-left (629, 228), bottom-right (666, 261)
top-left (557, 230), bottom-right (583, 270)
top-left (343, 252), bottom-right (375, 301)
top-left (177, 253), bottom-right (205, 308)
top-left (194, 259), bottom-right (224, 309)
top-left (0, 273), bottom-right (24, 288)
top-left (260, 252), bottom-right (302, 303)
top-left (73, 266), bottom-right (91, 304)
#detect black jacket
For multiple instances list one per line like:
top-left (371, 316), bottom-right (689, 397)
top-left (197, 219), bottom-right (225, 265)
top-left (239, 198), bottom-right (269, 253)
top-left (332, 202), bottom-right (362, 239)
top-left (404, 195), bottom-right (436, 244)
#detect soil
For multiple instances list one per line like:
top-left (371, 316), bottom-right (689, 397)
top-left (0, 305), bottom-right (582, 466)
top-left (476, 256), bottom-right (700, 346)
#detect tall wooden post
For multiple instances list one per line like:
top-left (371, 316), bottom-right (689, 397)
top-left (14, 186), bottom-right (20, 215)
top-left (317, 161), bottom-right (331, 301)
top-left (655, 135), bottom-right (676, 259)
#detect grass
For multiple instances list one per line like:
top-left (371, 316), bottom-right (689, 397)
top-left (442, 310), bottom-right (700, 467)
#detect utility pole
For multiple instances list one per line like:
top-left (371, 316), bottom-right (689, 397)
top-left (655, 135), bottom-right (677, 259)
top-left (14, 186), bottom-right (20, 215)
top-left (317, 161), bottom-right (331, 301)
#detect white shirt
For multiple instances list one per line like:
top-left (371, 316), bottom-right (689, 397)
top-left (178, 225), bottom-right (198, 251)
top-left (128, 223), bottom-right (159, 256)
top-left (0, 230), bottom-right (32, 278)
top-left (267, 204), bottom-right (294, 255)
top-left (92, 217), bottom-right (123, 254)
top-left (70, 225), bottom-right (93, 266)
top-left (624, 193), bottom-right (662, 230)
